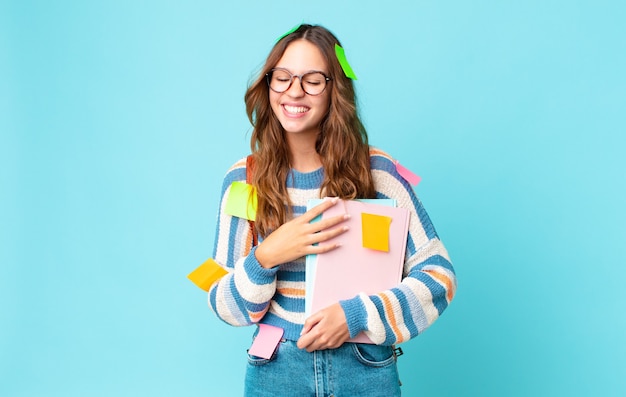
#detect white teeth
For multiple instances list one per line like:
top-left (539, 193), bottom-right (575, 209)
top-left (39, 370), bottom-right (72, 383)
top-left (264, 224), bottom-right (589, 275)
top-left (284, 105), bottom-right (309, 114)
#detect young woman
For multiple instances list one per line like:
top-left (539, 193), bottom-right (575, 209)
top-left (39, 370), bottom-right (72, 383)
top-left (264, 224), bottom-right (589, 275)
top-left (208, 24), bottom-right (456, 396)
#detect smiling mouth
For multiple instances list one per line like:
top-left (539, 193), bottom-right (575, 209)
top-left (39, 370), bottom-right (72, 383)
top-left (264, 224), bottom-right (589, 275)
top-left (283, 104), bottom-right (310, 114)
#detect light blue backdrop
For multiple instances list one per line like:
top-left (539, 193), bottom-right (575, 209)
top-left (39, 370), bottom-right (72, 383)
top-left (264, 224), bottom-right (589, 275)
top-left (2, 1), bottom-right (625, 396)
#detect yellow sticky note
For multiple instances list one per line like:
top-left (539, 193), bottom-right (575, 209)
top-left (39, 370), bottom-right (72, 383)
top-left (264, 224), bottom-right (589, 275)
top-left (187, 258), bottom-right (228, 291)
top-left (361, 213), bottom-right (392, 252)
top-left (225, 181), bottom-right (257, 221)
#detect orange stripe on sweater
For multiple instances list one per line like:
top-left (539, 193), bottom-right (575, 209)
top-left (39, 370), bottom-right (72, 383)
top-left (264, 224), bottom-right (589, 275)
top-left (243, 227), bottom-right (253, 257)
top-left (228, 158), bottom-right (247, 173)
top-left (249, 310), bottom-right (266, 323)
top-left (369, 147), bottom-right (393, 161)
top-left (423, 270), bottom-right (455, 302)
top-left (380, 294), bottom-right (405, 343)
top-left (277, 288), bottom-right (305, 297)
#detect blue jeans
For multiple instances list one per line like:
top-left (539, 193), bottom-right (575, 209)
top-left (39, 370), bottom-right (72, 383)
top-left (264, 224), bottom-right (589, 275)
top-left (244, 340), bottom-right (401, 397)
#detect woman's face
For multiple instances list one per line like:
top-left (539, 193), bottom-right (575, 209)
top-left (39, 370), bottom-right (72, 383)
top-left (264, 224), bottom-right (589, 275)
top-left (269, 40), bottom-right (331, 139)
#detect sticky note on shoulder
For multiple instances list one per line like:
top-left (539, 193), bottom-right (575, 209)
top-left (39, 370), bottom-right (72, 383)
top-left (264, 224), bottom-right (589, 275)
top-left (395, 161), bottom-right (421, 186)
top-left (225, 181), bottom-right (257, 221)
top-left (187, 258), bottom-right (228, 291)
top-left (361, 213), bottom-right (392, 252)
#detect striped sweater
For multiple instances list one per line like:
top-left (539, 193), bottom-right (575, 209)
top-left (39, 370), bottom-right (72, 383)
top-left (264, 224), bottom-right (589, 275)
top-left (208, 148), bottom-right (456, 345)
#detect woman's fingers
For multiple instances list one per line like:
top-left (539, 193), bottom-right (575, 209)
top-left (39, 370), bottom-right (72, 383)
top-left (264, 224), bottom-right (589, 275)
top-left (255, 198), bottom-right (350, 268)
top-left (308, 212), bottom-right (350, 233)
top-left (309, 219), bottom-right (349, 245)
top-left (297, 303), bottom-right (350, 352)
top-left (300, 197), bottom-right (340, 223)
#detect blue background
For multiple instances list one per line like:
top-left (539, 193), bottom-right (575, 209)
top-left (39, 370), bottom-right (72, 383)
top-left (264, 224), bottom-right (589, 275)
top-left (2, 1), bottom-right (625, 396)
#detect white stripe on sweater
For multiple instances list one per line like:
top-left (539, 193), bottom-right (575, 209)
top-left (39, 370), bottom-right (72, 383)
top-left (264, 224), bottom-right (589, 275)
top-left (360, 292), bottom-right (386, 344)
top-left (234, 257), bottom-right (276, 304)
top-left (372, 169), bottom-right (429, 246)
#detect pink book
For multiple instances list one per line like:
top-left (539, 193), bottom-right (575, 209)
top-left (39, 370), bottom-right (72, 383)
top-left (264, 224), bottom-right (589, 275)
top-left (306, 199), bottom-right (410, 343)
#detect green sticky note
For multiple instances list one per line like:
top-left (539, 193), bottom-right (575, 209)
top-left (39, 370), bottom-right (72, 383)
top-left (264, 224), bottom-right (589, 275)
top-left (276, 23), bottom-right (301, 42)
top-left (225, 181), bottom-right (257, 221)
top-left (335, 44), bottom-right (357, 80)
top-left (361, 212), bottom-right (392, 252)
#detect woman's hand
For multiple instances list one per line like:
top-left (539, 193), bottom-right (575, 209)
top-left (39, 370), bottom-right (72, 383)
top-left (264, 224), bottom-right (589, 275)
top-left (297, 303), bottom-right (350, 352)
top-left (254, 197), bottom-right (349, 269)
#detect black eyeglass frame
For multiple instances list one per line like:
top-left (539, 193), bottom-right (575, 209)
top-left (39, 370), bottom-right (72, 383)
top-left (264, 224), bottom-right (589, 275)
top-left (265, 68), bottom-right (332, 96)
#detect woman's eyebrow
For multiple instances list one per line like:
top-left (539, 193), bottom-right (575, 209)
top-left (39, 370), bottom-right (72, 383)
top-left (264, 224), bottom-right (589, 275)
top-left (273, 67), bottom-right (328, 75)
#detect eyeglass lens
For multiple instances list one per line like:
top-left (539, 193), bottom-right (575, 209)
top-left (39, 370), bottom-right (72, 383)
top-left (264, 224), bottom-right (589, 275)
top-left (268, 69), bottom-right (328, 95)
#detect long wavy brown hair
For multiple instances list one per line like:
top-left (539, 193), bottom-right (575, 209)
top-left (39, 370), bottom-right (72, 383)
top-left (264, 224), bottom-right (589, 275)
top-left (245, 24), bottom-right (376, 237)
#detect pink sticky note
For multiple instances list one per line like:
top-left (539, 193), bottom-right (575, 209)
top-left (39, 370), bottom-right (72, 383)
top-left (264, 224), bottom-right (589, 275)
top-left (248, 324), bottom-right (284, 359)
top-left (395, 161), bottom-right (421, 186)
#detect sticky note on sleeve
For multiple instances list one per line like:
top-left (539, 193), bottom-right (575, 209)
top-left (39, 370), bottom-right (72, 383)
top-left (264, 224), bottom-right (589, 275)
top-left (395, 161), bottom-right (421, 186)
top-left (225, 181), bottom-right (257, 221)
top-left (187, 258), bottom-right (228, 291)
top-left (361, 213), bottom-right (392, 252)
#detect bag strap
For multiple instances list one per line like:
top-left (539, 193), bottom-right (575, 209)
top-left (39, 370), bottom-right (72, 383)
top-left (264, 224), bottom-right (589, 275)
top-left (246, 155), bottom-right (258, 247)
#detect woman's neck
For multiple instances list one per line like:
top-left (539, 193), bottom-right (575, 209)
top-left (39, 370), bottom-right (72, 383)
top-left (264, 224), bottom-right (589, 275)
top-left (286, 132), bottom-right (322, 172)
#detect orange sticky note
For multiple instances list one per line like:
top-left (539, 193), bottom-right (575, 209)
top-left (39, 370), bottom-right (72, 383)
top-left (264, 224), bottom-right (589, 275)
top-left (225, 181), bottom-right (257, 221)
top-left (361, 213), bottom-right (392, 252)
top-left (187, 258), bottom-right (228, 291)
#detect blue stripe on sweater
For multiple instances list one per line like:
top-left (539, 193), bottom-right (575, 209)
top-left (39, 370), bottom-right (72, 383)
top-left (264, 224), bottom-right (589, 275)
top-left (276, 269), bottom-right (306, 282)
top-left (260, 312), bottom-right (302, 339)
top-left (414, 199), bottom-right (437, 240)
top-left (224, 167), bottom-right (246, 186)
top-left (209, 276), bottom-right (249, 325)
top-left (227, 276), bottom-right (251, 323)
top-left (244, 300), bottom-right (270, 315)
top-left (209, 286), bottom-right (218, 314)
top-left (424, 254), bottom-right (455, 274)
top-left (370, 155), bottom-right (395, 174)
top-left (273, 294), bottom-right (305, 312)
top-left (292, 204), bottom-right (308, 214)
top-left (226, 219), bottom-right (241, 268)
top-left (405, 235), bottom-right (416, 261)
top-left (215, 165), bottom-right (247, 267)
top-left (412, 258), bottom-right (451, 315)
top-left (394, 286), bottom-right (420, 337)
top-left (286, 168), bottom-right (324, 188)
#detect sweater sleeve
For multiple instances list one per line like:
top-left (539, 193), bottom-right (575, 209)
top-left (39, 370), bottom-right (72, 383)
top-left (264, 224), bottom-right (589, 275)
top-left (339, 152), bottom-right (457, 345)
top-left (207, 159), bottom-right (279, 326)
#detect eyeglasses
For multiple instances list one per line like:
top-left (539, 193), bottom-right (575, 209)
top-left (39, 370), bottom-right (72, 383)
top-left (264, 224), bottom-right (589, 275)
top-left (266, 68), bottom-right (331, 96)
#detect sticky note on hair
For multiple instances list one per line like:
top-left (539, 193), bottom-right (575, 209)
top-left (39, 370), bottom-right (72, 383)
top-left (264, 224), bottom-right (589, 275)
top-left (187, 258), bottom-right (228, 291)
top-left (361, 213), bottom-right (392, 252)
top-left (248, 324), bottom-right (284, 359)
top-left (276, 23), bottom-right (301, 42)
top-left (334, 44), bottom-right (357, 80)
top-left (395, 161), bottom-right (421, 186)
top-left (225, 181), bottom-right (257, 221)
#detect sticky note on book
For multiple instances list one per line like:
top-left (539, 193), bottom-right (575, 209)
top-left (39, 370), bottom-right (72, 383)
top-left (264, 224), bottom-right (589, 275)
top-left (361, 213), bottom-right (392, 252)
top-left (225, 181), bottom-right (257, 221)
top-left (187, 258), bottom-right (228, 291)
